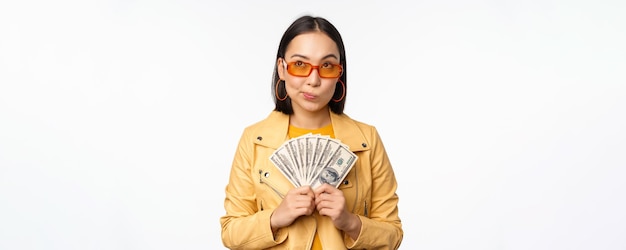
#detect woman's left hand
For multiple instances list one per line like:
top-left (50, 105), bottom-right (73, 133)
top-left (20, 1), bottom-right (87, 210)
top-left (314, 183), bottom-right (362, 239)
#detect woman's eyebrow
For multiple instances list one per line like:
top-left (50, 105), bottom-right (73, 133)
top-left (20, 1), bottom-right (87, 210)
top-left (290, 54), bottom-right (339, 60)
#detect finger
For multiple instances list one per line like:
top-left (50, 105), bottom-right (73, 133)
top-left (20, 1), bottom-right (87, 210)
top-left (315, 199), bottom-right (321, 207)
top-left (314, 183), bottom-right (334, 195)
top-left (316, 200), bottom-right (326, 211)
top-left (294, 186), bottom-right (315, 197)
top-left (314, 193), bottom-right (325, 205)
top-left (293, 186), bottom-right (309, 194)
top-left (294, 195), bottom-right (315, 206)
top-left (295, 200), bottom-right (316, 215)
top-left (315, 183), bottom-right (339, 194)
top-left (316, 197), bottom-right (335, 208)
top-left (316, 202), bottom-right (336, 217)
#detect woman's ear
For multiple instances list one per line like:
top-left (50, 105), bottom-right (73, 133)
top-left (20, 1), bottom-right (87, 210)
top-left (277, 58), bottom-right (285, 80)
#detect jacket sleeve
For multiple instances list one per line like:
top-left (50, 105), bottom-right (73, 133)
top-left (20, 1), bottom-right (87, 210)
top-left (347, 127), bottom-right (403, 250)
top-left (220, 129), bottom-right (286, 249)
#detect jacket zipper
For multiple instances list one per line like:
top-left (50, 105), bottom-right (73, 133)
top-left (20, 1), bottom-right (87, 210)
top-left (364, 201), bottom-right (368, 217)
top-left (259, 170), bottom-right (285, 199)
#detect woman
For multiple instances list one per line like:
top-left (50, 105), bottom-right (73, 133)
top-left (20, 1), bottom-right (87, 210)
top-left (220, 15), bottom-right (403, 249)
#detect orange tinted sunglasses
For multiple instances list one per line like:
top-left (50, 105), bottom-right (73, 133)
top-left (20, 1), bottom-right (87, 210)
top-left (283, 60), bottom-right (343, 78)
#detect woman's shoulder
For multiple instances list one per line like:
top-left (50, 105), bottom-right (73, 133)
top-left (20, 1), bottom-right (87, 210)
top-left (238, 111), bottom-right (289, 148)
top-left (332, 112), bottom-right (384, 149)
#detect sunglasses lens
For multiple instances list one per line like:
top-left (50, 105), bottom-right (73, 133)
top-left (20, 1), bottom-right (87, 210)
top-left (319, 66), bottom-right (342, 78)
top-left (287, 62), bottom-right (312, 77)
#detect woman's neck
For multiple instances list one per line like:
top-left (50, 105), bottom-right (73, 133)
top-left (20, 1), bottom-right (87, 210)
top-left (289, 109), bottom-right (331, 130)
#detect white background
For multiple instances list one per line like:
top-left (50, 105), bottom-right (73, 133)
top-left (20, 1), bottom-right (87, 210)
top-left (1, 0), bottom-right (625, 249)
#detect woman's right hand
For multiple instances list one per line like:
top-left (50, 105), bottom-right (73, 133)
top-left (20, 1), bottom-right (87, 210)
top-left (270, 186), bottom-right (315, 231)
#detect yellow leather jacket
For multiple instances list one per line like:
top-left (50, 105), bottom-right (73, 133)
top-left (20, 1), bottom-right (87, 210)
top-left (221, 111), bottom-right (403, 249)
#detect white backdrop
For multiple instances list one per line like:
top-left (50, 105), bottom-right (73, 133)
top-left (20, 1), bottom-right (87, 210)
top-left (1, 1), bottom-right (625, 249)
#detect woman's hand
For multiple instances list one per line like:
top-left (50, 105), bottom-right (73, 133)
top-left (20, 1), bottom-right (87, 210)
top-left (314, 183), bottom-right (362, 239)
top-left (270, 186), bottom-right (315, 232)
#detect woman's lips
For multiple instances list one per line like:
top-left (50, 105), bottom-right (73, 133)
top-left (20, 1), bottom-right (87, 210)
top-left (303, 92), bottom-right (316, 100)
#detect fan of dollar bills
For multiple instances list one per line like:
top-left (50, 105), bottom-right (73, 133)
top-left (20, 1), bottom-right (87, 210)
top-left (269, 133), bottom-right (358, 189)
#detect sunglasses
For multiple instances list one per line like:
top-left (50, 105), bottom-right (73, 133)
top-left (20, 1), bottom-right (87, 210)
top-left (283, 60), bottom-right (343, 78)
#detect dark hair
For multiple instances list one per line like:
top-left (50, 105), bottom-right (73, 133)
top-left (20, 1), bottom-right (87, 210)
top-left (272, 15), bottom-right (347, 115)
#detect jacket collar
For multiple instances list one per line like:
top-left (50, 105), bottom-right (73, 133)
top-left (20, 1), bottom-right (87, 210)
top-left (254, 110), bottom-right (369, 152)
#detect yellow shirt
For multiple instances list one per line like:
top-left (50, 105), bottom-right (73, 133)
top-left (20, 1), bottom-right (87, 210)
top-left (288, 123), bottom-right (335, 139)
top-left (288, 123), bottom-right (334, 250)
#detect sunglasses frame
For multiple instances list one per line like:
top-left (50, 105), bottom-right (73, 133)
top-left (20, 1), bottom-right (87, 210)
top-left (283, 60), bottom-right (343, 78)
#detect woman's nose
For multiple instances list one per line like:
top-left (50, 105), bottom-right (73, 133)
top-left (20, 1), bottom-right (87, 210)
top-left (307, 69), bottom-right (321, 86)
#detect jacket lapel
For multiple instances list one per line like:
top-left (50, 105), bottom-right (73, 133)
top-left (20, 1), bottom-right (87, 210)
top-left (330, 112), bottom-right (369, 152)
top-left (253, 111), bottom-right (290, 149)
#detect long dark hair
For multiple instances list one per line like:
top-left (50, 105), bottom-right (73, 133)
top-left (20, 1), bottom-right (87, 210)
top-left (272, 15), bottom-right (347, 115)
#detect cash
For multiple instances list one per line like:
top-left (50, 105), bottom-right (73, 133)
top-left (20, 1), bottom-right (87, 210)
top-left (269, 133), bottom-right (358, 189)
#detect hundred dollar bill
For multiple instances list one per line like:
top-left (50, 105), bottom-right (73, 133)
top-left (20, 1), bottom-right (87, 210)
top-left (311, 145), bottom-right (357, 189)
top-left (310, 138), bottom-right (341, 183)
top-left (305, 134), bottom-right (330, 183)
top-left (285, 140), bottom-right (304, 182)
top-left (295, 137), bottom-right (307, 183)
top-left (270, 147), bottom-right (300, 187)
top-left (303, 135), bottom-right (315, 184)
top-left (312, 135), bottom-right (331, 183)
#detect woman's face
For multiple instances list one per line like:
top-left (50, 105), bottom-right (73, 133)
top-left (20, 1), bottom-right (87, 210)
top-left (278, 32), bottom-right (341, 115)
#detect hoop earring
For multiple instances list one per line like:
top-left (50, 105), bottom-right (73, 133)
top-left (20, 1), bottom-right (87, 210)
top-left (332, 79), bottom-right (345, 103)
top-left (275, 79), bottom-right (288, 101)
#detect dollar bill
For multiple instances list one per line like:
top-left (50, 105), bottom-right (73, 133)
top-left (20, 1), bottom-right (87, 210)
top-left (269, 134), bottom-right (357, 188)
top-left (310, 145), bottom-right (357, 189)
top-left (303, 135), bottom-right (316, 183)
top-left (270, 146), bottom-right (300, 187)
top-left (310, 138), bottom-right (341, 184)
top-left (285, 140), bottom-right (303, 182)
